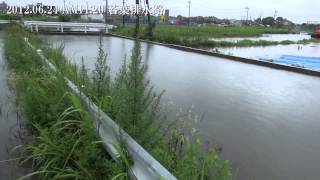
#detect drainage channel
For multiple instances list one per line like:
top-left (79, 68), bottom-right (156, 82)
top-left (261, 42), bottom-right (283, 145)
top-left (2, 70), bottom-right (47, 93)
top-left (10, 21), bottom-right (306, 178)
top-left (0, 33), bottom-right (31, 178)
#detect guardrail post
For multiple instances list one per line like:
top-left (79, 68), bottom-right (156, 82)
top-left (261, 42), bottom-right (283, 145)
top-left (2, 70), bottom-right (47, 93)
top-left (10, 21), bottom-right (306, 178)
top-left (61, 24), bottom-right (64, 32)
top-left (35, 25), bottom-right (39, 32)
top-left (30, 25), bottom-right (33, 32)
top-left (84, 25), bottom-right (87, 33)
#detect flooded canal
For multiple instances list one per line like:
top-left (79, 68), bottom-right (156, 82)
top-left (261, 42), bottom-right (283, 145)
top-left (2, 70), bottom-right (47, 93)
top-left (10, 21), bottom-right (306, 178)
top-left (42, 35), bottom-right (320, 180)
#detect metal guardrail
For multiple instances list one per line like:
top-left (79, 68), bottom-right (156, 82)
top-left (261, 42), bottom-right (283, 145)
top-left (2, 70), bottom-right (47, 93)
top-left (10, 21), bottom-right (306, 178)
top-left (23, 37), bottom-right (177, 180)
top-left (0, 20), bottom-right (13, 24)
top-left (23, 21), bottom-right (114, 33)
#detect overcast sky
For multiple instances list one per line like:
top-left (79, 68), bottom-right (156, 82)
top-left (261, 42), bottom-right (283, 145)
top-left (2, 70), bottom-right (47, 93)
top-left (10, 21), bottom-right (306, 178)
top-left (6, 0), bottom-right (320, 23)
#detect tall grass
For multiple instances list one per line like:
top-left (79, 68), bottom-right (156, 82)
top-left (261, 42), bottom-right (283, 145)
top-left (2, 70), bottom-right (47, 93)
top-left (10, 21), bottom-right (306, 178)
top-left (110, 41), bottom-right (164, 148)
top-left (39, 35), bottom-right (232, 179)
top-left (92, 37), bottom-right (111, 99)
top-left (6, 23), bottom-right (232, 179)
top-left (4, 24), bottom-right (126, 179)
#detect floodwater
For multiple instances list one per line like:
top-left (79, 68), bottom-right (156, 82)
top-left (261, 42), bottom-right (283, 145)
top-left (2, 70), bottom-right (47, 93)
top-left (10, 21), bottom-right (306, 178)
top-left (213, 43), bottom-right (320, 71)
top-left (211, 33), bottom-right (311, 42)
top-left (216, 43), bottom-right (320, 59)
top-left (0, 33), bottom-right (30, 178)
top-left (42, 35), bottom-right (320, 180)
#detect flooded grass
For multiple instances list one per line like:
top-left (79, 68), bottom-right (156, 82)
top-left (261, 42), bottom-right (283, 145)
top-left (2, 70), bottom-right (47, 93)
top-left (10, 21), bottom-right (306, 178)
top-left (197, 38), bottom-right (320, 48)
top-left (112, 25), bottom-right (296, 47)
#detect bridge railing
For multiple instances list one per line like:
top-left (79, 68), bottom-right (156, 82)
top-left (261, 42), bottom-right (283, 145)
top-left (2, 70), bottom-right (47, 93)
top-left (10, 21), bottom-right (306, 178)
top-left (23, 21), bottom-right (114, 33)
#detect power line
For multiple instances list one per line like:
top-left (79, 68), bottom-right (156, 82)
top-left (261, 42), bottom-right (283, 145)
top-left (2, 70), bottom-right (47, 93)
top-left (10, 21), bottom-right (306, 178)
top-left (122, 0), bottom-right (125, 25)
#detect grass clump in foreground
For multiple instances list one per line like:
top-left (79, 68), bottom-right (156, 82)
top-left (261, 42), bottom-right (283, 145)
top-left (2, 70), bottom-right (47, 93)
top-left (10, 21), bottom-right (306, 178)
top-left (40, 35), bottom-right (232, 179)
top-left (4, 24), bottom-right (126, 179)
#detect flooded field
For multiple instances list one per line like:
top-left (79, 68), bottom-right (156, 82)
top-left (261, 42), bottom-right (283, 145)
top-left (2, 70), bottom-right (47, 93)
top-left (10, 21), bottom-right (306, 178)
top-left (211, 33), bottom-right (311, 42)
top-left (42, 34), bottom-right (320, 180)
top-left (215, 43), bottom-right (320, 71)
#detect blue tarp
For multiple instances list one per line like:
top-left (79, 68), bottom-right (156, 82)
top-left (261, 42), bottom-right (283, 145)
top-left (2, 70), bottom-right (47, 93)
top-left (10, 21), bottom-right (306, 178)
top-left (258, 55), bottom-right (320, 71)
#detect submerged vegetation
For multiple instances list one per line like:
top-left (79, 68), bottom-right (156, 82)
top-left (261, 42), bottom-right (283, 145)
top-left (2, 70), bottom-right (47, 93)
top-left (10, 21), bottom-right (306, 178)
top-left (5, 24), bottom-right (232, 179)
top-left (115, 24), bottom-right (290, 38)
top-left (112, 25), bottom-right (318, 48)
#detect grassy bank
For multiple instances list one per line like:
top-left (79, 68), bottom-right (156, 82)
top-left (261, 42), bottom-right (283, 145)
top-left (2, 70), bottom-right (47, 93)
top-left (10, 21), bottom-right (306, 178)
top-left (112, 25), bottom-right (299, 47)
top-left (4, 24), bottom-right (126, 179)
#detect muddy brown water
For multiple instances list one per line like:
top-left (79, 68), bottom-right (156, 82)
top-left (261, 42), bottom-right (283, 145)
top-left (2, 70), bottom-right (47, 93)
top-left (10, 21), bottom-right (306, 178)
top-left (42, 34), bottom-right (320, 180)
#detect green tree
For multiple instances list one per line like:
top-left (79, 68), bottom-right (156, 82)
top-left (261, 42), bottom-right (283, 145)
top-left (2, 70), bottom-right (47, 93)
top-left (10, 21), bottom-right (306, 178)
top-left (262, 17), bottom-right (275, 26)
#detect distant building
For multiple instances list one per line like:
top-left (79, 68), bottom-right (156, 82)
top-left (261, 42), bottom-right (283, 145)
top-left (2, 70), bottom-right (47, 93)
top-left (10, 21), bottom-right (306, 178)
top-left (0, 1), bottom-right (7, 13)
top-left (229, 19), bottom-right (243, 26)
top-left (164, 9), bottom-right (169, 18)
top-left (81, 14), bottom-right (104, 22)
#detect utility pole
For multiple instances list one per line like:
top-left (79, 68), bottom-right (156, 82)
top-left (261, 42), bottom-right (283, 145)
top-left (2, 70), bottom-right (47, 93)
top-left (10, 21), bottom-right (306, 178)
top-left (274, 10), bottom-right (278, 19)
top-left (122, 0), bottom-right (125, 26)
top-left (146, 0), bottom-right (151, 25)
top-left (63, 0), bottom-right (66, 14)
top-left (134, 0), bottom-right (140, 37)
top-left (259, 13), bottom-right (263, 24)
top-left (188, 1), bottom-right (191, 26)
top-left (105, 0), bottom-right (108, 24)
top-left (86, 1), bottom-right (89, 19)
top-left (245, 7), bottom-right (249, 25)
